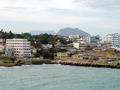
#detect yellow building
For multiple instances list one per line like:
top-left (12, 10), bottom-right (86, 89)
top-left (57, 52), bottom-right (69, 58)
top-left (0, 38), bottom-right (5, 53)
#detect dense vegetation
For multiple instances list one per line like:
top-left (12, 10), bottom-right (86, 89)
top-left (0, 56), bottom-right (16, 63)
top-left (0, 29), bottom-right (67, 59)
top-left (0, 29), bottom-right (67, 47)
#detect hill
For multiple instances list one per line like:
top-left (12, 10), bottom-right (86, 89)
top-left (57, 27), bottom-right (90, 37)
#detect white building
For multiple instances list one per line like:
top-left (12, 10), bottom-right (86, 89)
top-left (101, 33), bottom-right (120, 48)
top-left (101, 34), bottom-right (112, 44)
top-left (75, 38), bottom-right (85, 44)
top-left (111, 33), bottom-right (120, 48)
top-left (73, 43), bottom-right (80, 49)
top-left (82, 35), bottom-right (91, 44)
top-left (0, 38), bottom-right (5, 53)
top-left (73, 42), bottom-right (97, 50)
top-left (6, 39), bottom-right (31, 58)
top-left (69, 34), bottom-right (90, 44)
top-left (69, 34), bottom-right (80, 39)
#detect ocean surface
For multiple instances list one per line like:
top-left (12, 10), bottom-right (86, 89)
top-left (0, 64), bottom-right (120, 90)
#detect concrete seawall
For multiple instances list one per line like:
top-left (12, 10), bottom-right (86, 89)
top-left (50, 61), bottom-right (120, 69)
top-left (1, 59), bottom-right (120, 69)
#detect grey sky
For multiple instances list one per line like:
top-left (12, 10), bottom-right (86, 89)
top-left (0, 0), bottom-right (120, 35)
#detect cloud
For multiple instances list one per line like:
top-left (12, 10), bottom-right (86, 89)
top-left (0, 0), bottom-right (120, 34)
top-left (74, 0), bottom-right (120, 13)
top-left (0, 0), bottom-right (99, 24)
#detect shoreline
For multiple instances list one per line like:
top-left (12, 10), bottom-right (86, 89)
top-left (50, 61), bottom-right (120, 69)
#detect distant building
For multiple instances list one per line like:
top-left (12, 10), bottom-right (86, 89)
top-left (90, 35), bottom-right (100, 43)
top-left (6, 39), bottom-right (31, 58)
top-left (73, 43), bottom-right (80, 49)
top-left (0, 38), bottom-right (5, 53)
top-left (75, 38), bottom-right (86, 44)
top-left (42, 44), bottom-right (52, 49)
top-left (101, 33), bottom-right (120, 48)
top-left (73, 42), bottom-right (97, 50)
top-left (69, 34), bottom-right (80, 39)
top-left (69, 34), bottom-right (90, 44)
top-left (111, 33), bottom-right (120, 48)
top-left (57, 52), bottom-right (70, 58)
top-left (101, 34), bottom-right (112, 48)
top-left (101, 34), bottom-right (112, 44)
top-left (82, 35), bottom-right (91, 44)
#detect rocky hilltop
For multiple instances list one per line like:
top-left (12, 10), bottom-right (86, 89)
top-left (57, 27), bottom-right (90, 37)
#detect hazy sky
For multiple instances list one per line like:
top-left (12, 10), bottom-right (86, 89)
top-left (0, 0), bottom-right (120, 35)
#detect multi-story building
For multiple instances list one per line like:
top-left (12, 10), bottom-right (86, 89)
top-left (6, 39), bottom-right (31, 58)
top-left (73, 42), bottom-right (97, 50)
top-left (101, 34), bottom-right (112, 48)
top-left (69, 34), bottom-right (90, 44)
top-left (101, 34), bottom-right (112, 44)
top-left (69, 34), bottom-right (80, 39)
top-left (111, 33), bottom-right (120, 48)
top-left (82, 35), bottom-right (91, 44)
top-left (101, 33), bottom-right (120, 48)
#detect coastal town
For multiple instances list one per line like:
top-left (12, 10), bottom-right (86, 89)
top-left (1, 0), bottom-right (120, 90)
top-left (0, 28), bottom-right (120, 68)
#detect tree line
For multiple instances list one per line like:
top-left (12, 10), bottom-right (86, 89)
top-left (0, 29), bottom-right (67, 47)
top-left (0, 29), bottom-right (67, 59)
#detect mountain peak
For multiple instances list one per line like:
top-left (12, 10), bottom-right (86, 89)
top-left (57, 27), bottom-right (90, 37)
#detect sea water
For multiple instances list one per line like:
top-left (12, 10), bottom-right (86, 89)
top-left (0, 64), bottom-right (120, 90)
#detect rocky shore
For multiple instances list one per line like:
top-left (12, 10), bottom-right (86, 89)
top-left (31, 59), bottom-right (120, 69)
top-left (0, 60), bottom-right (23, 67)
top-left (50, 61), bottom-right (120, 69)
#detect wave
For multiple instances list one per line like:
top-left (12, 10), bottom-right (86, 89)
top-left (0, 66), bottom-right (6, 69)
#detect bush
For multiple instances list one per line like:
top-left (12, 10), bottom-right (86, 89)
top-left (0, 56), bottom-right (16, 63)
